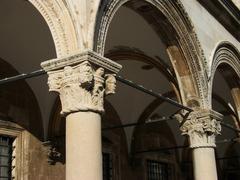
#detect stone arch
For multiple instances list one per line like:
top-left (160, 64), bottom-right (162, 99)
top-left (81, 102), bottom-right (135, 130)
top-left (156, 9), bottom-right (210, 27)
top-left (0, 57), bottom-right (46, 180)
top-left (28, 0), bottom-right (78, 56)
top-left (210, 42), bottom-right (240, 78)
top-left (102, 100), bottom-right (128, 148)
top-left (221, 143), bottom-right (240, 180)
top-left (130, 91), bottom-right (181, 179)
top-left (94, 0), bottom-right (208, 107)
top-left (48, 97), bottom-right (64, 138)
top-left (209, 42), bottom-right (240, 111)
top-left (131, 91), bottom-right (177, 155)
top-left (0, 57), bottom-right (43, 139)
top-left (213, 93), bottom-right (240, 131)
top-left (181, 138), bottom-right (193, 180)
top-left (105, 49), bottom-right (181, 100)
top-left (102, 101), bottom-right (130, 180)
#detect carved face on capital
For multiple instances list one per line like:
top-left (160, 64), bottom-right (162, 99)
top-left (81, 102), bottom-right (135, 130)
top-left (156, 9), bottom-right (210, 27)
top-left (64, 66), bottom-right (73, 77)
top-left (105, 74), bottom-right (116, 95)
top-left (95, 68), bottom-right (105, 78)
top-left (78, 61), bottom-right (94, 83)
top-left (211, 118), bottom-right (221, 134)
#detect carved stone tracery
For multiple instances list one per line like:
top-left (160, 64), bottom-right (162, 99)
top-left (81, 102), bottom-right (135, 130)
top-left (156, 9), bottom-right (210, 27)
top-left (177, 109), bottom-right (223, 148)
top-left (41, 51), bottom-right (122, 116)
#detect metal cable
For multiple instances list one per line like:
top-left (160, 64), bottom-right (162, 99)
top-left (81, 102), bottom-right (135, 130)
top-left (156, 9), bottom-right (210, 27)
top-left (0, 69), bottom-right (239, 133)
top-left (102, 116), bottom-right (176, 131)
top-left (134, 137), bottom-right (240, 154)
top-left (116, 75), bottom-right (193, 112)
top-left (0, 69), bottom-right (46, 85)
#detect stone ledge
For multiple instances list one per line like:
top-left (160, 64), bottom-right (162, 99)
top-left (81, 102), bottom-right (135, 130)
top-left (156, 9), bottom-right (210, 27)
top-left (41, 50), bottom-right (122, 74)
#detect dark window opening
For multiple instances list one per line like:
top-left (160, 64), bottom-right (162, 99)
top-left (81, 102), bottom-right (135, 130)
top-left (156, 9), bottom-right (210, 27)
top-left (147, 160), bottom-right (172, 180)
top-left (0, 136), bottom-right (13, 180)
top-left (103, 152), bottom-right (113, 180)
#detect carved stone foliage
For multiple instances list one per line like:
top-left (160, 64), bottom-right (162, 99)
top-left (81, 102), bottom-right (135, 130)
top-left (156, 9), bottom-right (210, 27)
top-left (41, 51), bottom-right (122, 115)
top-left (176, 109), bottom-right (223, 148)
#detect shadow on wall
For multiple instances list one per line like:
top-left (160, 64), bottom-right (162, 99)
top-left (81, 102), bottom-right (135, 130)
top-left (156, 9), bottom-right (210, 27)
top-left (0, 57), bottom-right (43, 139)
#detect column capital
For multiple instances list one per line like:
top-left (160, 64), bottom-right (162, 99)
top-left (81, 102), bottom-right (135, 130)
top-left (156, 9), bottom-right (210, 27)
top-left (177, 109), bottom-right (223, 148)
top-left (41, 50), bottom-right (122, 116)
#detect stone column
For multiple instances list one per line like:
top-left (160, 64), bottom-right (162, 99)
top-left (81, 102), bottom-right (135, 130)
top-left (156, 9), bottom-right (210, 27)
top-left (177, 109), bottom-right (222, 180)
top-left (41, 51), bottom-right (122, 180)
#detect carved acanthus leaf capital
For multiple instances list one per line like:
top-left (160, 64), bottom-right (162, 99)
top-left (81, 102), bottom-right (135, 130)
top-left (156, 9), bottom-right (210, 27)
top-left (178, 109), bottom-right (223, 148)
top-left (41, 50), bottom-right (122, 115)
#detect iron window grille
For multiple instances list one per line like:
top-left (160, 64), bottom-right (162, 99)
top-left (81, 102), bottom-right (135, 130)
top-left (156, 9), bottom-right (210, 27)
top-left (147, 160), bottom-right (172, 180)
top-left (103, 152), bottom-right (113, 180)
top-left (0, 136), bottom-right (13, 180)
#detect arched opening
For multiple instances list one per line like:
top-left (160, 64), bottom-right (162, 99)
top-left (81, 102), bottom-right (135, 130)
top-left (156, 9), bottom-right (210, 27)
top-left (212, 63), bottom-right (240, 180)
top-left (0, 0), bottom-right (57, 137)
top-left (95, 0), bottom-right (207, 106)
top-left (221, 143), bottom-right (240, 180)
top-left (96, 1), bottom-right (203, 179)
top-left (181, 139), bottom-right (193, 180)
top-left (131, 95), bottom-right (182, 180)
top-left (0, 58), bottom-right (43, 137)
top-left (102, 101), bottom-right (129, 180)
top-left (0, 0), bottom-right (58, 179)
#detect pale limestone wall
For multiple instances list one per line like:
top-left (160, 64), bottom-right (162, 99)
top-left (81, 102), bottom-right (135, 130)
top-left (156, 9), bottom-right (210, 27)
top-left (181, 0), bottom-right (240, 71)
top-left (28, 134), bottom-right (65, 180)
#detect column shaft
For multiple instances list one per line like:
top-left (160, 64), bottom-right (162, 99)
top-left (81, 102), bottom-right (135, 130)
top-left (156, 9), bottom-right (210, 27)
top-left (176, 109), bottom-right (222, 180)
top-left (193, 148), bottom-right (218, 180)
top-left (41, 50), bottom-right (122, 180)
top-left (66, 111), bottom-right (102, 180)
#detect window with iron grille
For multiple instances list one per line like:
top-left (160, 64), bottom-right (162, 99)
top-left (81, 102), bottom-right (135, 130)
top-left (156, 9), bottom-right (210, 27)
top-left (103, 152), bottom-right (113, 180)
top-left (147, 160), bottom-right (172, 180)
top-left (0, 136), bottom-right (13, 180)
